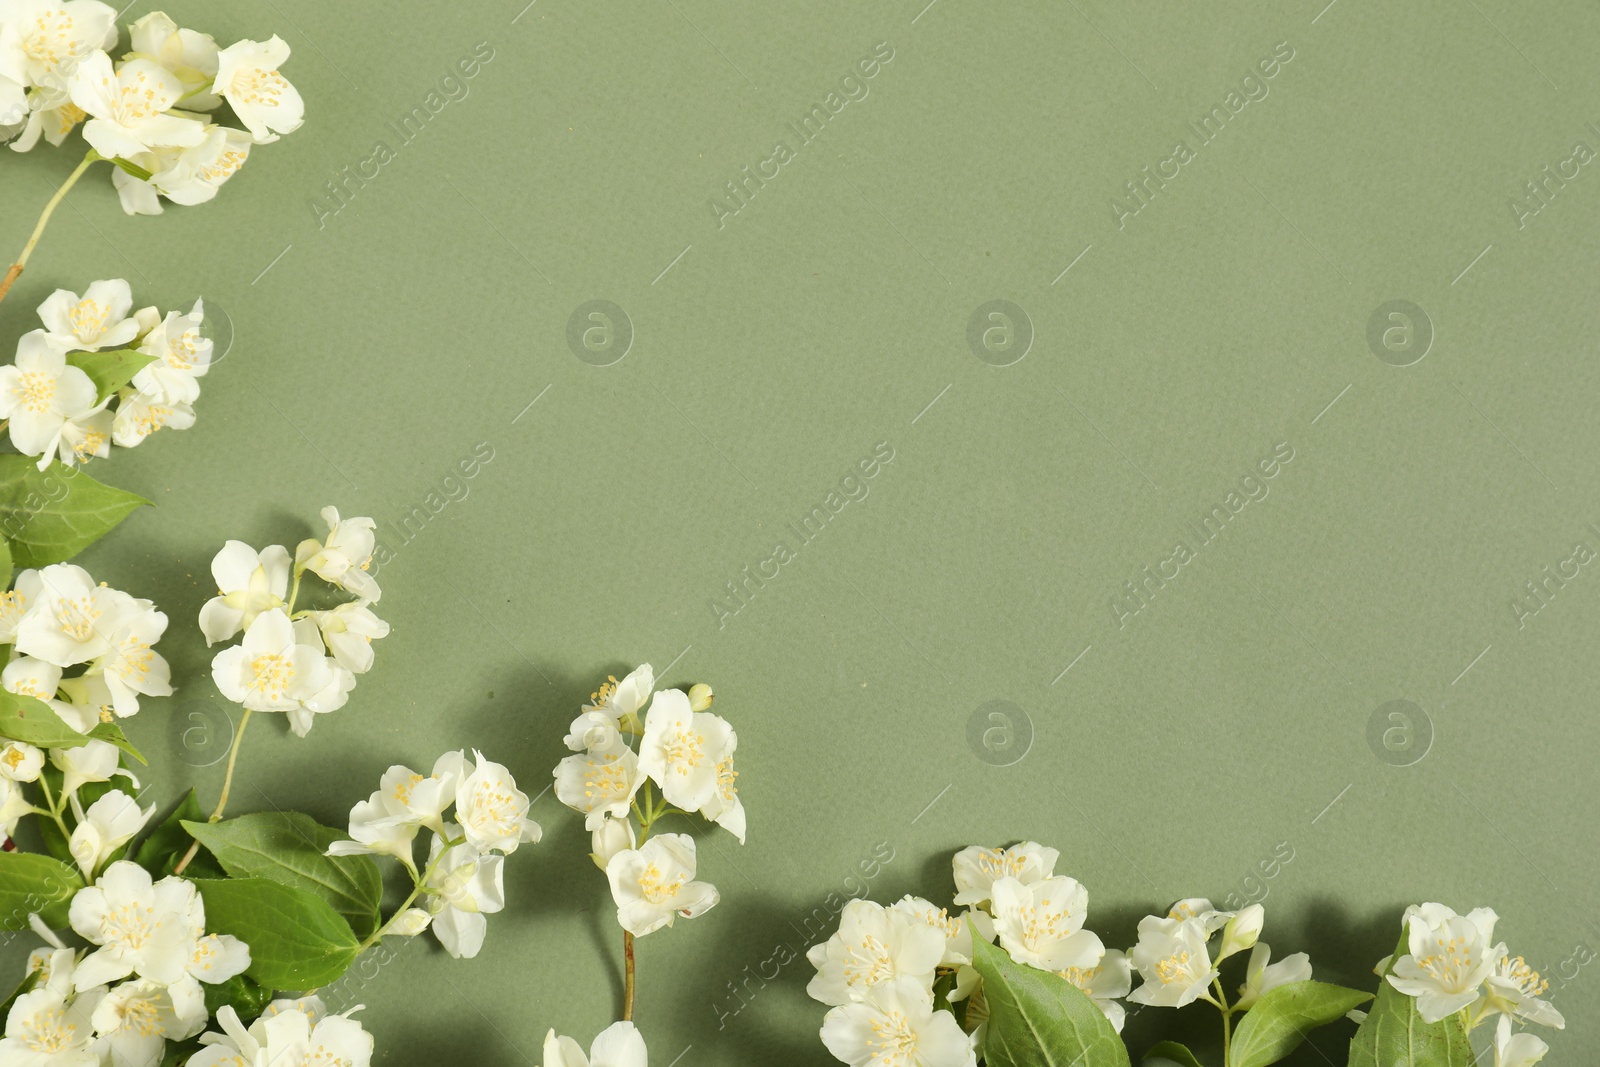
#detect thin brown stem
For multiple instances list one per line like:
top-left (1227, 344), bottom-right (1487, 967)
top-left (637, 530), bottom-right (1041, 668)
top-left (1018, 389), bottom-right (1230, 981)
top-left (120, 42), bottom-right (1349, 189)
top-left (622, 930), bottom-right (636, 1020)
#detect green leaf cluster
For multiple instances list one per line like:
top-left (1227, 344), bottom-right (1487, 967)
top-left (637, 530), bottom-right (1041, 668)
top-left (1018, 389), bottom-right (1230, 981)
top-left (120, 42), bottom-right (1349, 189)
top-left (183, 812), bottom-right (384, 991)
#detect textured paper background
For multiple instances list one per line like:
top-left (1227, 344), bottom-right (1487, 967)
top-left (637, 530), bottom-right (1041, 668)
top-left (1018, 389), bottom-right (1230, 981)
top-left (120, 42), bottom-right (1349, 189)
top-left (3, 1), bottom-right (1597, 1062)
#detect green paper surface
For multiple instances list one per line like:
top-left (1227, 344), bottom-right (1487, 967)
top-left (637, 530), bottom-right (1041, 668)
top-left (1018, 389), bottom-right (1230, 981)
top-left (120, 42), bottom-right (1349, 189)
top-left (3, 1), bottom-right (1596, 1063)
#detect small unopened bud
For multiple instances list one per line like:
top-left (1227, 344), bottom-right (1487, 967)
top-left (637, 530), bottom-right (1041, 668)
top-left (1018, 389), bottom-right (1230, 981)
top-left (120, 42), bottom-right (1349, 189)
top-left (590, 818), bottom-right (637, 871)
top-left (1217, 903), bottom-right (1265, 961)
top-left (688, 683), bottom-right (714, 712)
top-left (133, 305), bottom-right (161, 338)
top-left (382, 908), bottom-right (432, 937)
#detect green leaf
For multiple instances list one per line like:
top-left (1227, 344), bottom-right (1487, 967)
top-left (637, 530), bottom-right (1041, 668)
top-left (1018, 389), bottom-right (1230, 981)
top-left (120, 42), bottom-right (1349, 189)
top-left (203, 972), bottom-right (273, 1020)
top-left (110, 156), bottom-right (154, 181)
top-left (1143, 1041), bottom-right (1206, 1067)
top-left (192, 877), bottom-right (360, 990)
top-left (0, 689), bottom-right (84, 747)
top-left (1348, 931), bottom-right (1474, 1067)
top-left (0, 851), bottom-right (83, 929)
top-left (184, 813), bottom-right (383, 940)
top-left (0, 456), bottom-right (151, 568)
top-left (0, 689), bottom-right (145, 764)
top-left (66, 349), bottom-right (157, 404)
top-left (0, 537), bottom-right (12, 588)
top-left (89, 719), bottom-right (145, 764)
top-left (1231, 981), bottom-right (1372, 1067)
top-left (133, 788), bottom-right (206, 876)
top-left (969, 927), bottom-right (1131, 1067)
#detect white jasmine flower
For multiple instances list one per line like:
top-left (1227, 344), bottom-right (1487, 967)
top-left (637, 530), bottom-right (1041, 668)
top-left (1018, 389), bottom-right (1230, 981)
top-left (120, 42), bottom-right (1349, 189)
top-left (1059, 949), bottom-right (1133, 1032)
top-left (22, 944), bottom-right (74, 992)
top-left (54, 403), bottom-right (111, 467)
top-left (1494, 1014), bottom-right (1549, 1067)
top-left (806, 898), bottom-right (946, 1007)
top-left (49, 738), bottom-right (132, 796)
top-left (590, 817), bottom-right (636, 870)
top-left (820, 977), bottom-right (977, 1067)
top-left (198, 541), bottom-right (290, 646)
top-left (1157, 897), bottom-right (1235, 934)
top-left (128, 12), bottom-right (220, 108)
top-left (605, 832), bottom-right (719, 937)
top-left (1386, 903), bottom-right (1503, 1023)
top-left (70, 861), bottom-right (235, 988)
top-left (540, 1022), bottom-right (647, 1067)
top-left (637, 688), bottom-right (745, 842)
top-left (1474, 954), bottom-right (1564, 1030)
top-left (0, 331), bottom-right (99, 467)
top-left (185, 932), bottom-right (250, 986)
top-left (890, 895), bottom-right (995, 970)
top-left (6, 91), bottom-right (89, 152)
top-left (110, 387), bottom-right (194, 447)
top-left (112, 126), bottom-right (252, 214)
top-left (989, 875), bottom-right (1105, 973)
top-left (90, 977), bottom-right (206, 1067)
top-left (0, 985), bottom-right (101, 1067)
top-left (88, 594), bottom-right (171, 716)
top-left (1217, 903), bottom-right (1265, 961)
top-left (0, 740), bottom-right (43, 781)
top-left (53, 672), bottom-right (114, 730)
top-left (188, 998), bottom-right (372, 1067)
top-left (66, 51), bottom-right (206, 158)
top-left (951, 841), bottom-right (1059, 907)
top-left (129, 300), bottom-right (209, 405)
top-left (1235, 943), bottom-right (1312, 1010)
top-left (455, 750), bottom-right (540, 853)
top-left (390, 751), bottom-right (469, 830)
top-left (67, 787), bottom-right (153, 878)
top-left (210, 607), bottom-right (332, 716)
top-left (305, 600), bottom-right (388, 674)
top-left (2, 654), bottom-right (90, 731)
top-left (554, 745), bottom-right (644, 831)
top-left (697, 731), bottom-right (743, 844)
top-left (295, 507), bottom-right (379, 601)
top-left (2, 0), bottom-right (116, 90)
top-left (422, 832), bottom-right (505, 960)
top-left (325, 753), bottom-right (468, 866)
top-left (1127, 915), bottom-right (1219, 1008)
top-left (324, 790), bottom-right (418, 868)
top-left (15, 563), bottom-right (123, 667)
top-left (583, 664), bottom-right (653, 728)
top-left (212, 35), bottom-right (302, 143)
top-left (36, 279), bottom-right (138, 351)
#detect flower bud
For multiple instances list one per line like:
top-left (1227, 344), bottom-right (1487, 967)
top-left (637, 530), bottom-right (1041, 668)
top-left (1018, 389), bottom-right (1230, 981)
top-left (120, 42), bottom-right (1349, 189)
top-left (688, 683), bottom-right (714, 712)
top-left (133, 306), bottom-right (161, 339)
top-left (590, 818), bottom-right (637, 871)
top-left (1217, 903), bottom-right (1265, 960)
top-left (383, 908), bottom-right (433, 937)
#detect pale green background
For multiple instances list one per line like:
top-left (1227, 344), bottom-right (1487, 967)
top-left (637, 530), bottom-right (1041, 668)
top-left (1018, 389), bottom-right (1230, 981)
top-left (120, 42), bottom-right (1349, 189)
top-left (3, 0), bottom-right (1598, 1063)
